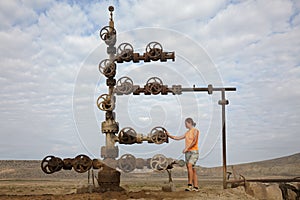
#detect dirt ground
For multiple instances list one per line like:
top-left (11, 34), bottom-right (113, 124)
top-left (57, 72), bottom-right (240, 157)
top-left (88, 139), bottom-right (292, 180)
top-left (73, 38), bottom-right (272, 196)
top-left (0, 178), bottom-right (257, 200)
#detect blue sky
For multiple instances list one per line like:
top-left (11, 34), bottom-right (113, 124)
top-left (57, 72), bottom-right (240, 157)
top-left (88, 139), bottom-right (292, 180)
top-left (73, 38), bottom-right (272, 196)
top-left (0, 0), bottom-right (299, 167)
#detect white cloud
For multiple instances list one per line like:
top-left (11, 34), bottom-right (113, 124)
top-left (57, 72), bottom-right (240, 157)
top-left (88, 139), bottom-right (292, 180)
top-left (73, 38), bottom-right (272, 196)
top-left (0, 0), bottom-right (299, 167)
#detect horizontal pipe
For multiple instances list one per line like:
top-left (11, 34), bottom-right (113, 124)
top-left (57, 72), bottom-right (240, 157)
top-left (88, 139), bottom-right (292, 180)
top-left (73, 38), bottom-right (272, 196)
top-left (182, 87), bottom-right (236, 92)
top-left (227, 178), bottom-right (300, 184)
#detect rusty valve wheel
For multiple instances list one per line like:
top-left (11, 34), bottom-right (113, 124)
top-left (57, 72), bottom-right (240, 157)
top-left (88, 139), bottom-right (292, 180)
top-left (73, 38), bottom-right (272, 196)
top-left (99, 59), bottom-right (116, 78)
top-left (145, 77), bottom-right (163, 95)
top-left (118, 127), bottom-right (137, 144)
top-left (149, 126), bottom-right (168, 144)
top-left (150, 154), bottom-right (168, 171)
top-left (118, 154), bottom-right (136, 173)
top-left (177, 159), bottom-right (186, 167)
top-left (73, 154), bottom-right (92, 173)
top-left (97, 94), bottom-right (115, 111)
top-left (99, 26), bottom-right (116, 45)
top-left (145, 41), bottom-right (163, 60)
top-left (115, 76), bottom-right (134, 95)
top-left (41, 156), bottom-right (63, 174)
top-left (117, 43), bottom-right (134, 61)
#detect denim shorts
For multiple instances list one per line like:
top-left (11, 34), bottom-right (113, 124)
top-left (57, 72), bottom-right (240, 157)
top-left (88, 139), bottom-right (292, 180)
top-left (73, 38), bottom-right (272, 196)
top-left (185, 150), bottom-right (199, 167)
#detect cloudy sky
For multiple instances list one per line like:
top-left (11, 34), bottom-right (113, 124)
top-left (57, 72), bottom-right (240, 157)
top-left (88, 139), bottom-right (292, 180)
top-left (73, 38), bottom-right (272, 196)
top-left (0, 0), bottom-right (299, 167)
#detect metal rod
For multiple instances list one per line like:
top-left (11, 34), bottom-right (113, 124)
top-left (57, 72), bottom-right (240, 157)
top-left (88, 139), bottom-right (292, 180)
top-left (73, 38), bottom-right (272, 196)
top-left (227, 178), bottom-right (300, 184)
top-left (221, 89), bottom-right (227, 189)
top-left (181, 87), bottom-right (236, 92)
top-left (92, 170), bottom-right (95, 187)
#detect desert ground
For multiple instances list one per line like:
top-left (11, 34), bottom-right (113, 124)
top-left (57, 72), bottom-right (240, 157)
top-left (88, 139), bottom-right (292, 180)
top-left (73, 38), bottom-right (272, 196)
top-left (0, 153), bottom-right (299, 200)
top-left (0, 178), bottom-right (257, 200)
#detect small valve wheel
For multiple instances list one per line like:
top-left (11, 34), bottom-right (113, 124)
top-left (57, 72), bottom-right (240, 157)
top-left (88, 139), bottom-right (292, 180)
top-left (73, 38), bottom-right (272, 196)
top-left (41, 156), bottom-right (63, 174)
top-left (145, 77), bottom-right (163, 95)
top-left (115, 76), bottom-right (134, 95)
top-left (118, 154), bottom-right (136, 173)
top-left (117, 43), bottom-right (134, 61)
top-left (73, 154), bottom-right (92, 173)
top-left (97, 94), bottom-right (115, 111)
top-left (118, 127), bottom-right (137, 144)
top-left (99, 59), bottom-right (116, 78)
top-left (145, 41), bottom-right (163, 60)
top-left (150, 154), bottom-right (168, 171)
top-left (99, 26), bottom-right (116, 45)
top-left (149, 126), bottom-right (168, 144)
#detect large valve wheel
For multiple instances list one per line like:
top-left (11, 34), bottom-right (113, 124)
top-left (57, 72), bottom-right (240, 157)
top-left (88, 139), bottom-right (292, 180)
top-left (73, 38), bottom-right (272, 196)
top-left (118, 154), bottom-right (136, 173)
top-left (99, 26), bottom-right (116, 45)
top-left (99, 59), bottom-right (116, 78)
top-left (145, 77), bottom-right (163, 95)
top-left (118, 127), bottom-right (137, 144)
top-left (149, 126), bottom-right (168, 144)
top-left (150, 154), bottom-right (168, 171)
top-left (117, 43), bottom-right (134, 61)
top-left (73, 154), bottom-right (92, 173)
top-left (97, 94), bottom-right (115, 111)
top-left (115, 76), bottom-right (134, 95)
top-left (41, 156), bottom-right (63, 174)
top-left (145, 41), bottom-right (163, 60)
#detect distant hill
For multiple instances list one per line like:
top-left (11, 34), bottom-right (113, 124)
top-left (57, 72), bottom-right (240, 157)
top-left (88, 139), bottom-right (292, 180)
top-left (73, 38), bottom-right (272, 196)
top-left (0, 153), bottom-right (299, 180)
top-left (198, 153), bottom-right (300, 178)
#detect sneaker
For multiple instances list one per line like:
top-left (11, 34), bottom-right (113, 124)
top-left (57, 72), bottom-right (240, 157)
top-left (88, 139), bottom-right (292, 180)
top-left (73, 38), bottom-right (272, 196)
top-left (192, 187), bottom-right (199, 192)
top-left (185, 185), bottom-right (193, 191)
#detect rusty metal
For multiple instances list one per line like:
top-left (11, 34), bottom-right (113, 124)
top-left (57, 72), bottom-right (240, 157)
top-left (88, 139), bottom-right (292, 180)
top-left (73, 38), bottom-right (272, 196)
top-left (62, 158), bottom-right (74, 170)
top-left (92, 159), bottom-right (104, 169)
top-left (118, 127), bottom-right (138, 144)
top-left (99, 26), bottom-right (116, 46)
top-left (103, 158), bottom-right (118, 169)
top-left (114, 41), bottom-right (174, 63)
top-left (118, 154), bottom-right (136, 173)
top-left (114, 76), bottom-right (134, 95)
top-left (279, 183), bottom-right (300, 200)
top-left (41, 156), bottom-right (63, 174)
top-left (116, 43), bottom-right (134, 61)
top-left (41, 5), bottom-right (238, 192)
top-left (96, 94), bottom-right (115, 111)
top-left (150, 154), bottom-right (169, 171)
top-left (145, 77), bottom-right (164, 95)
top-left (136, 158), bottom-right (145, 169)
top-left (98, 59), bottom-right (116, 78)
top-left (220, 89), bottom-right (228, 189)
top-left (97, 165), bottom-right (122, 191)
top-left (113, 78), bottom-right (236, 96)
top-left (148, 126), bottom-right (168, 144)
top-left (118, 126), bottom-right (169, 145)
top-left (227, 177), bottom-right (300, 184)
top-left (73, 154), bottom-right (93, 173)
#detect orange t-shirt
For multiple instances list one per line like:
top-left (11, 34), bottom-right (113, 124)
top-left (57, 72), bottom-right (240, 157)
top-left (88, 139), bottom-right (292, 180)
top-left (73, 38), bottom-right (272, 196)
top-left (185, 128), bottom-right (199, 151)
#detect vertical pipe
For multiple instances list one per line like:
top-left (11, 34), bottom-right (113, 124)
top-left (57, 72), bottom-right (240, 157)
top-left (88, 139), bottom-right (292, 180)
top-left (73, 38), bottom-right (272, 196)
top-left (92, 170), bottom-right (95, 187)
top-left (221, 89), bottom-right (227, 189)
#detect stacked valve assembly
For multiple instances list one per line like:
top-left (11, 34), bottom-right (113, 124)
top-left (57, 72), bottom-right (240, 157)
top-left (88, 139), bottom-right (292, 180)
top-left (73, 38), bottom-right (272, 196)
top-left (96, 6), bottom-right (174, 164)
top-left (41, 5), bottom-right (237, 191)
top-left (41, 6), bottom-right (185, 191)
top-left (41, 154), bottom-right (185, 174)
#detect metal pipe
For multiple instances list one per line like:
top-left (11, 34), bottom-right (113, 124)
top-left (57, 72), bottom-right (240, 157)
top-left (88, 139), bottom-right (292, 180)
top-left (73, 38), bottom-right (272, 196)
top-left (221, 89), bottom-right (227, 189)
top-left (227, 178), bottom-right (300, 184)
top-left (181, 87), bottom-right (236, 92)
